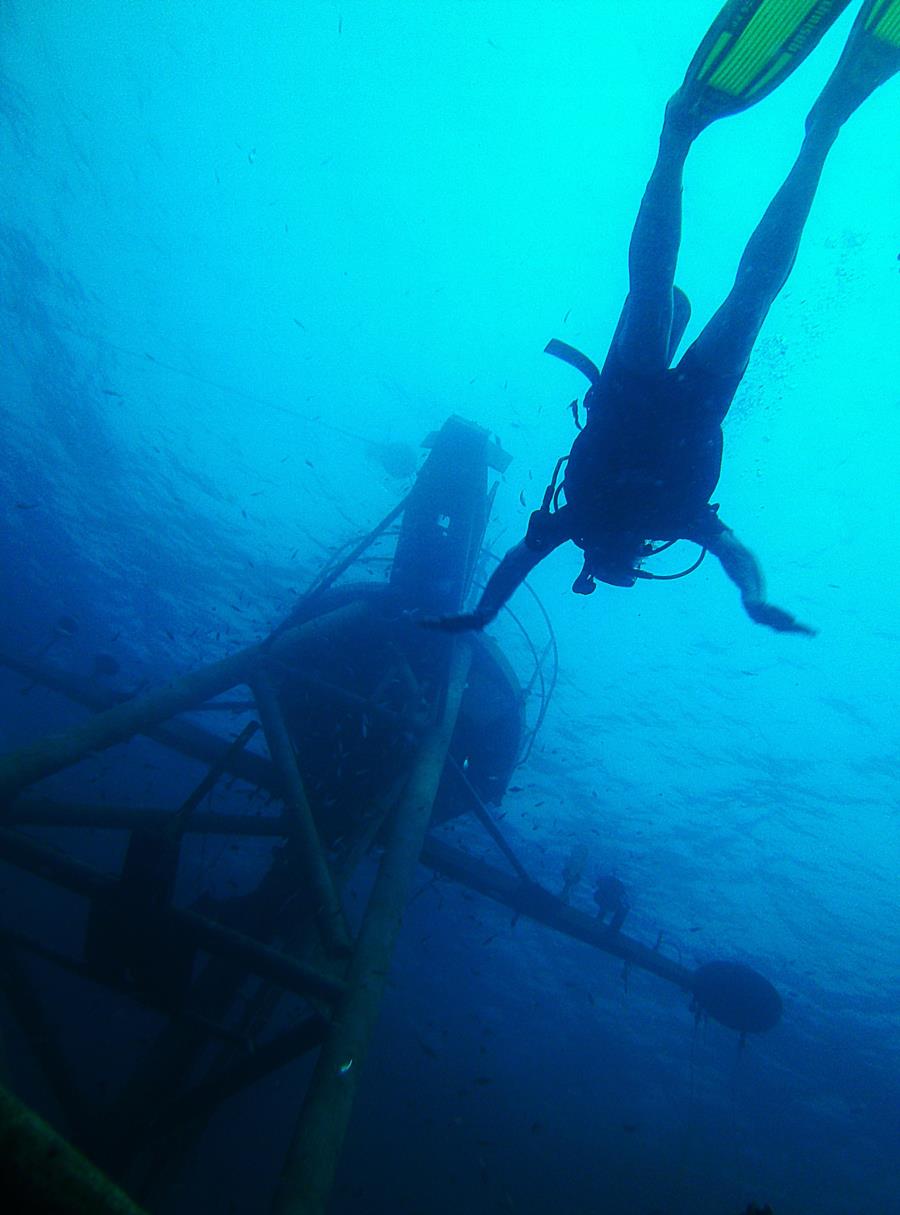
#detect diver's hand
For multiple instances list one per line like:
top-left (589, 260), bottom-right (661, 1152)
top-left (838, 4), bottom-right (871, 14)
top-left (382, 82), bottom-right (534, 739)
top-left (745, 599), bottom-right (817, 636)
top-left (419, 610), bottom-right (491, 633)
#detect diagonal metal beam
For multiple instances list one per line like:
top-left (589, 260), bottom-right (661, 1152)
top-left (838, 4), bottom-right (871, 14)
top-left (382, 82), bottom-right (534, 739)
top-left (147, 1017), bottom-right (327, 1140)
top-left (0, 934), bottom-right (87, 1137)
top-left (0, 828), bottom-right (346, 1005)
top-left (8, 800), bottom-right (293, 836)
top-left (0, 650), bottom-right (278, 792)
top-left (0, 602), bottom-right (366, 808)
top-left (0, 1082), bottom-right (148, 1214)
top-left (419, 835), bottom-right (692, 991)
top-left (252, 675), bottom-right (350, 957)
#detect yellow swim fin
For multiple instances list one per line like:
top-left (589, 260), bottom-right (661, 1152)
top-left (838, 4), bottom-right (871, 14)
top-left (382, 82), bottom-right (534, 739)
top-left (677, 0), bottom-right (853, 129)
top-left (808, 0), bottom-right (900, 126)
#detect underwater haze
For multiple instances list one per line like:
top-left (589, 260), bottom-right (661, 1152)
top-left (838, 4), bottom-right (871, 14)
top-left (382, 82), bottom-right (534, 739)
top-left (2, 2), bottom-right (899, 1214)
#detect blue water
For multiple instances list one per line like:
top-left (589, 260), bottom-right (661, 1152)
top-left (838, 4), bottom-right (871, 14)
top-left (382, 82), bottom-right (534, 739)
top-left (2, 3), bottom-right (899, 1213)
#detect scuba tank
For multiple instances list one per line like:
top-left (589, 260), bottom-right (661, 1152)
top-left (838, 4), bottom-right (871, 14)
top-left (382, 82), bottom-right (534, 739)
top-left (541, 316), bottom-right (708, 589)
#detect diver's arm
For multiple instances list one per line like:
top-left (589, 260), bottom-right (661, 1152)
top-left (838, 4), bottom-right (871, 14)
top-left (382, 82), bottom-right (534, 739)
top-left (706, 528), bottom-right (817, 636)
top-left (423, 539), bottom-right (555, 633)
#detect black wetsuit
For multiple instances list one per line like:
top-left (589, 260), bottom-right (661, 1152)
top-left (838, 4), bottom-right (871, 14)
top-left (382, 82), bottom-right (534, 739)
top-left (536, 346), bottom-right (741, 567)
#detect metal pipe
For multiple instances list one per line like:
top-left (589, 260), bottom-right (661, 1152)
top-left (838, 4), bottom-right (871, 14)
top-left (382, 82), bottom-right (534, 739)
top-left (301, 496), bottom-right (410, 603)
top-left (0, 649), bottom-right (278, 791)
top-left (8, 800), bottom-right (293, 836)
top-left (0, 929), bottom-right (251, 1050)
top-left (0, 602), bottom-right (366, 808)
top-left (271, 638), bottom-right (472, 1215)
top-left (252, 675), bottom-right (350, 957)
top-left (446, 758), bottom-right (532, 883)
top-left (419, 835), bottom-right (692, 991)
top-left (0, 828), bottom-right (347, 1004)
top-left (0, 936), bottom-right (86, 1136)
top-left (0, 1082), bottom-right (147, 1215)
top-left (148, 1017), bottom-right (327, 1138)
top-left (167, 719), bottom-right (259, 835)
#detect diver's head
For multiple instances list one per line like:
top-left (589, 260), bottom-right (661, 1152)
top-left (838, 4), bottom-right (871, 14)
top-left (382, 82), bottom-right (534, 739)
top-left (584, 533), bottom-right (645, 588)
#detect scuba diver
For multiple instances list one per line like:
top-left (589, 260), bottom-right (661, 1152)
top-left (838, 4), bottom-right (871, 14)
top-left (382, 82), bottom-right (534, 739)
top-left (428, 0), bottom-right (900, 635)
top-left (593, 874), bottom-right (630, 933)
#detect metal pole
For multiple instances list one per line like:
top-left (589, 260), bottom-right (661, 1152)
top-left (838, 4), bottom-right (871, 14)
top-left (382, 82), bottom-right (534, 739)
top-left (301, 496), bottom-right (410, 604)
top-left (252, 674), bottom-right (350, 956)
top-left (271, 638), bottom-right (472, 1215)
top-left (0, 829), bottom-right (347, 1005)
top-left (0, 936), bottom-right (86, 1135)
top-left (148, 1017), bottom-right (327, 1138)
top-left (0, 602), bottom-right (366, 808)
top-left (419, 836), bottom-right (692, 990)
top-left (446, 758), bottom-right (532, 883)
top-left (0, 1082), bottom-right (147, 1215)
top-left (167, 719), bottom-right (259, 835)
top-left (0, 649), bottom-right (278, 791)
top-left (8, 800), bottom-right (294, 836)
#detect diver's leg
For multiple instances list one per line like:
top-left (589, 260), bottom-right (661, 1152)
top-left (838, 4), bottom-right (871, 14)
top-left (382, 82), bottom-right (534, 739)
top-left (685, 122), bottom-right (837, 379)
top-left (614, 114), bottom-right (695, 374)
top-left (613, 0), bottom-right (853, 374)
top-left (689, 0), bottom-right (900, 378)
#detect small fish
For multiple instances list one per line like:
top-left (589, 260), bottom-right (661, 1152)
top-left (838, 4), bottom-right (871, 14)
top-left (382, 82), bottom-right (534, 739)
top-left (101, 389), bottom-right (123, 397)
top-left (518, 490), bottom-right (526, 507)
top-left (15, 502), bottom-right (39, 509)
top-left (293, 318), bottom-right (306, 329)
top-left (563, 308), bottom-right (571, 323)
